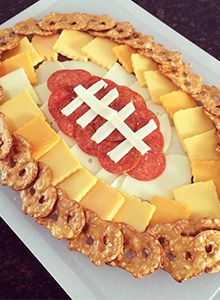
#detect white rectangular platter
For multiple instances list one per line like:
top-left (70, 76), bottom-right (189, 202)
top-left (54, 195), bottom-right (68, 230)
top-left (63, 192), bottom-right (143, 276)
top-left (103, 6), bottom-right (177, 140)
top-left (1, 0), bottom-right (220, 299)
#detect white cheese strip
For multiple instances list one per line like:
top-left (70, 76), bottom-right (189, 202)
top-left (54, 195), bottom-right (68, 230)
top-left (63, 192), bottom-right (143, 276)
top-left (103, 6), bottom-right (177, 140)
top-left (96, 169), bottom-right (118, 184)
top-left (121, 154), bottom-right (192, 200)
top-left (104, 63), bottom-right (136, 86)
top-left (157, 114), bottom-right (172, 152)
top-left (40, 102), bottom-right (59, 132)
top-left (129, 81), bottom-right (150, 101)
top-left (111, 175), bottom-right (126, 189)
top-left (58, 131), bottom-right (75, 147)
top-left (35, 83), bottom-right (51, 104)
top-left (61, 80), bottom-right (107, 116)
top-left (0, 68), bottom-right (40, 104)
top-left (91, 101), bottom-right (135, 143)
top-left (74, 84), bottom-right (150, 155)
top-left (62, 60), bottom-right (107, 77)
top-left (108, 119), bottom-right (157, 163)
top-left (166, 127), bottom-right (186, 156)
top-left (76, 88), bottom-right (119, 128)
top-left (35, 61), bottom-right (64, 85)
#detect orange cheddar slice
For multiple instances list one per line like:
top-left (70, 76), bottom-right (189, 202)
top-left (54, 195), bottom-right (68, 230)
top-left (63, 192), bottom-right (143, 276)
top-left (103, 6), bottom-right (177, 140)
top-left (0, 91), bottom-right (44, 132)
top-left (2, 51), bottom-right (37, 84)
top-left (113, 45), bottom-right (136, 73)
top-left (80, 180), bottom-right (124, 221)
top-left (39, 139), bottom-right (81, 185)
top-left (58, 168), bottom-right (97, 203)
top-left (192, 160), bottom-right (220, 197)
top-left (150, 196), bottom-right (191, 226)
top-left (15, 116), bottom-right (59, 160)
top-left (113, 193), bottom-right (155, 232)
top-left (160, 90), bottom-right (196, 118)
top-left (32, 34), bottom-right (59, 61)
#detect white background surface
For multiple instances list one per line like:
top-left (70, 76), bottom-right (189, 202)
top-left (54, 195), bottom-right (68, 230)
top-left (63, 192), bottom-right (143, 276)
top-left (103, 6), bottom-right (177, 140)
top-left (1, 0), bottom-right (220, 299)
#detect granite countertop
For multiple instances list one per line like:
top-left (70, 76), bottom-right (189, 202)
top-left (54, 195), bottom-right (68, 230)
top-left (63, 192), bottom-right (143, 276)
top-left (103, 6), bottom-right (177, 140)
top-left (0, 0), bottom-right (219, 299)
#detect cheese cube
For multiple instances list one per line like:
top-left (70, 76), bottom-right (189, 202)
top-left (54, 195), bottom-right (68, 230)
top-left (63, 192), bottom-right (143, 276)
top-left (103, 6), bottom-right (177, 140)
top-left (82, 37), bottom-right (118, 69)
top-left (2, 51), bottom-right (37, 84)
top-left (113, 193), bottom-right (155, 232)
top-left (174, 107), bottom-right (214, 140)
top-left (40, 102), bottom-right (59, 132)
top-left (104, 62), bottom-right (136, 86)
top-left (144, 71), bottom-right (178, 103)
top-left (39, 139), bottom-right (81, 185)
top-left (53, 30), bottom-right (93, 62)
top-left (15, 116), bottom-right (59, 160)
top-left (2, 37), bottom-right (43, 66)
top-left (58, 168), bottom-right (97, 203)
top-left (173, 181), bottom-right (220, 220)
top-left (32, 34), bottom-right (60, 61)
top-left (160, 90), bottom-right (196, 117)
top-left (0, 91), bottom-right (44, 132)
top-left (113, 45), bottom-right (136, 73)
top-left (0, 68), bottom-right (40, 104)
top-left (131, 53), bottom-right (158, 86)
top-left (192, 160), bottom-right (220, 197)
top-left (183, 130), bottom-right (220, 161)
top-left (80, 180), bottom-right (124, 220)
top-left (150, 195), bottom-right (191, 226)
top-left (35, 61), bottom-right (64, 85)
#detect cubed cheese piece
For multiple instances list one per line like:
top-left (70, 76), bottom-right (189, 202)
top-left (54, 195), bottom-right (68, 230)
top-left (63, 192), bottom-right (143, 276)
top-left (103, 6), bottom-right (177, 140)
top-left (53, 30), bottom-right (93, 62)
top-left (32, 34), bottom-right (60, 61)
top-left (39, 139), bottom-right (81, 185)
top-left (144, 71), bottom-right (178, 103)
top-left (0, 91), bottom-right (44, 132)
top-left (0, 68), bottom-right (40, 104)
top-left (173, 180), bottom-right (220, 220)
top-left (96, 169), bottom-right (118, 184)
top-left (34, 83), bottom-right (51, 104)
top-left (173, 107), bottom-right (214, 140)
top-left (62, 60), bottom-right (106, 77)
top-left (35, 61), bottom-right (64, 85)
top-left (192, 160), bottom-right (220, 197)
top-left (80, 180), bottom-right (124, 220)
top-left (2, 51), bottom-right (37, 84)
top-left (160, 90), bottom-right (196, 117)
top-left (150, 195), bottom-right (191, 226)
top-left (58, 131), bottom-right (75, 148)
top-left (82, 37), bottom-right (118, 69)
top-left (2, 37), bottom-right (43, 66)
top-left (104, 62), bottom-right (136, 86)
top-left (15, 116), bottom-right (59, 160)
top-left (183, 130), bottom-right (220, 161)
top-left (58, 168), bottom-right (97, 203)
top-left (166, 127), bottom-right (186, 155)
top-left (129, 81), bottom-right (150, 100)
top-left (131, 53), bottom-right (158, 86)
top-left (113, 45), bottom-right (135, 73)
top-left (40, 102), bottom-right (59, 132)
top-left (113, 193), bottom-right (155, 232)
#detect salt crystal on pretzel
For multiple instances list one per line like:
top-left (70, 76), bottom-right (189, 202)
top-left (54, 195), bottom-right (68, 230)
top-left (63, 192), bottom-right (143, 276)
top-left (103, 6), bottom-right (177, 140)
top-left (0, 28), bottom-right (21, 52)
top-left (13, 18), bottom-right (55, 36)
top-left (85, 14), bottom-right (116, 31)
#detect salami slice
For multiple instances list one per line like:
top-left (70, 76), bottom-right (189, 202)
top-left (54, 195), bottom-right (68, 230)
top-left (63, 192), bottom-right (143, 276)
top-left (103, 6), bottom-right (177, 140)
top-left (75, 124), bottom-right (98, 156)
top-left (97, 141), bottom-right (141, 174)
top-left (128, 150), bottom-right (166, 181)
top-left (144, 130), bottom-right (164, 152)
top-left (47, 69), bottom-right (92, 92)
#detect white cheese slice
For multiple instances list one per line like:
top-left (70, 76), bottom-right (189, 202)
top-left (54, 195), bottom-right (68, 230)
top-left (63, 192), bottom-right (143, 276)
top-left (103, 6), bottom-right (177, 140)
top-left (96, 169), bottom-right (118, 184)
top-left (35, 61), bottom-right (64, 85)
top-left (129, 81), bottom-right (150, 100)
top-left (146, 100), bottom-right (167, 116)
top-left (58, 131), bottom-right (75, 148)
top-left (62, 60), bottom-right (107, 77)
top-left (40, 102), bottom-right (59, 132)
top-left (158, 114), bottom-right (172, 152)
top-left (111, 175), bottom-right (126, 189)
top-left (166, 127), bottom-right (186, 156)
top-left (104, 63), bottom-right (136, 86)
top-left (71, 144), bottom-right (101, 174)
top-left (121, 154), bottom-right (192, 200)
top-left (0, 68), bottom-right (40, 104)
top-left (35, 83), bottom-right (51, 104)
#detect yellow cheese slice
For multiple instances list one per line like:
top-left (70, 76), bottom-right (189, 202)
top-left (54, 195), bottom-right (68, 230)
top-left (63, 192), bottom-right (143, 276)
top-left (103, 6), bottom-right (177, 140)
top-left (113, 193), bottom-right (155, 232)
top-left (173, 180), bottom-right (220, 220)
top-left (53, 30), bottom-right (93, 62)
top-left (144, 70), bottom-right (178, 103)
top-left (39, 139), bottom-right (81, 185)
top-left (174, 106), bottom-right (214, 140)
top-left (15, 116), bottom-right (59, 160)
top-left (2, 51), bottom-right (37, 84)
top-left (82, 37), bottom-right (118, 69)
top-left (149, 195), bottom-right (191, 226)
top-left (160, 90), bottom-right (197, 118)
top-left (131, 53), bottom-right (158, 86)
top-left (58, 168), bottom-right (97, 203)
top-left (32, 34), bottom-right (60, 61)
top-left (0, 91), bottom-right (44, 132)
top-left (113, 45), bottom-right (136, 73)
top-left (2, 37), bottom-right (43, 66)
top-left (183, 129), bottom-right (220, 161)
top-left (192, 160), bottom-right (220, 197)
top-left (80, 180), bottom-right (124, 221)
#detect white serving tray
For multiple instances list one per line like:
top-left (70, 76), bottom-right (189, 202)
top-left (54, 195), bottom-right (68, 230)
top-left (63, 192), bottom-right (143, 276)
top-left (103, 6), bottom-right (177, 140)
top-left (1, 1), bottom-right (220, 299)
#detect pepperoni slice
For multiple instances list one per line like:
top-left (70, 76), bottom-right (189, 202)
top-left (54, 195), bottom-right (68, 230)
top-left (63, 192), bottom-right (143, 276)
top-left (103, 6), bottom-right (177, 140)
top-left (75, 124), bottom-right (98, 156)
top-left (144, 130), bottom-right (164, 152)
top-left (97, 141), bottom-right (141, 174)
top-left (47, 69), bottom-right (92, 91)
top-left (128, 150), bottom-right (166, 181)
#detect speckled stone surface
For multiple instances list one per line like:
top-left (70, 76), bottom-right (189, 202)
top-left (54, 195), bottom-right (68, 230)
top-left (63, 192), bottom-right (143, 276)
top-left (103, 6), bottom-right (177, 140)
top-left (0, 0), bottom-right (219, 299)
